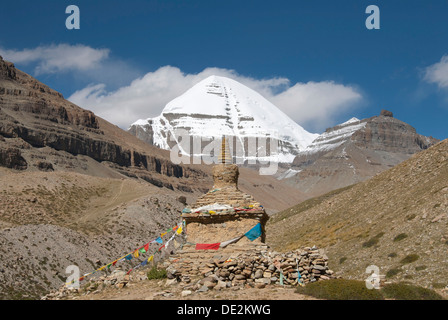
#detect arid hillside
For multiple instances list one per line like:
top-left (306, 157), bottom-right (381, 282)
top-left (267, 139), bottom-right (448, 288)
top-left (0, 168), bottom-right (195, 299)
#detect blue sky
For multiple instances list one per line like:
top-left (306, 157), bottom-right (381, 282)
top-left (1, 0), bottom-right (447, 140)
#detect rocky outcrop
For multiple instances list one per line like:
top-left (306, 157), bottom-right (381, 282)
top-left (380, 109), bottom-right (393, 117)
top-left (0, 56), bottom-right (16, 80)
top-left (351, 115), bottom-right (437, 153)
top-left (128, 122), bottom-right (154, 146)
top-left (0, 147), bottom-right (27, 170)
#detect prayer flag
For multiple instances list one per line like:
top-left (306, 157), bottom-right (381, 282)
top-left (244, 223), bottom-right (262, 241)
top-left (155, 237), bottom-right (163, 244)
top-left (220, 236), bottom-right (243, 248)
top-left (195, 243), bottom-right (220, 250)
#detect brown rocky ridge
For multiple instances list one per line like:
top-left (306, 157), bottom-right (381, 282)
top-left (0, 56), bottom-right (210, 193)
top-left (285, 111), bottom-right (439, 197)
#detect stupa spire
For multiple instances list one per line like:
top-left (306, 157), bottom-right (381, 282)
top-left (218, 136), bottom-right (232, 165)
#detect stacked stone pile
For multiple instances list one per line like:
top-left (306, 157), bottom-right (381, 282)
top-left (41, 268), bottom-right (147, 300)
top-left (163, 245), bottom-right (335, 292)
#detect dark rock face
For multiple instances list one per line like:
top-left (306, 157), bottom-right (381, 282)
top-left (380, 109), bottom-right (394, 117)
top-left (351, 116), bottom-right (436, 154)
top-left (0, 147), bottom-right (27, 170)
top-left (0, 56), bottom-right (208, 190)
top-left (0, 56), bottom-right (16, 80)
top-left (36, 161), bottom-right (54, 172)
top-left (128, 122), bottom-right (154, 146)
top-left (0, 94), bottom-right (131, 167)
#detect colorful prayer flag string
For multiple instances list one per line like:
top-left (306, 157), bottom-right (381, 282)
top-left (66, 222), bottom-right (183, 286)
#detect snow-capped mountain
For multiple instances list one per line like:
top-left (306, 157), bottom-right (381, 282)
top-left (129, 75), bottom-right (318, 163)
top-left (301, 117), bottom-right (367, 156)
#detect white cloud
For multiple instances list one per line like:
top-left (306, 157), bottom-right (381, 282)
top-left (424, 55), bottom-right (448, 89)
top-left (68, 66), bottom-right (362, 132)
top-left (0, 44), bottom-right (110, 75)
top-left (269, 81), bottom-right (363, 130)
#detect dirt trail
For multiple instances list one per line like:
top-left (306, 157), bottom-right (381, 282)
top-left (71, 279), bottom-right (317, 300)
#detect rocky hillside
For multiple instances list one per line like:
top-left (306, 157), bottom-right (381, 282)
top-left (267, 139), bottom-right (448, 288)
top-left (0, 167), bottom-right (199, 298)
top-left (285, 110), bottom-right (439, 196)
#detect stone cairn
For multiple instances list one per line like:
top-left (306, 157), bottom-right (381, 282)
top-left (42, 268), bottom-right (148, 300)
top-left (162, 244), bottom-right (336, 292)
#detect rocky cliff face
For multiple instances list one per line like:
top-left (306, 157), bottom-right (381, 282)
top-left (350, 115), bottom-right (435, 153)
top-left (285, 111), bottom-right (439, 196)
top-left (0, 56), bottom-right (209, 192)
